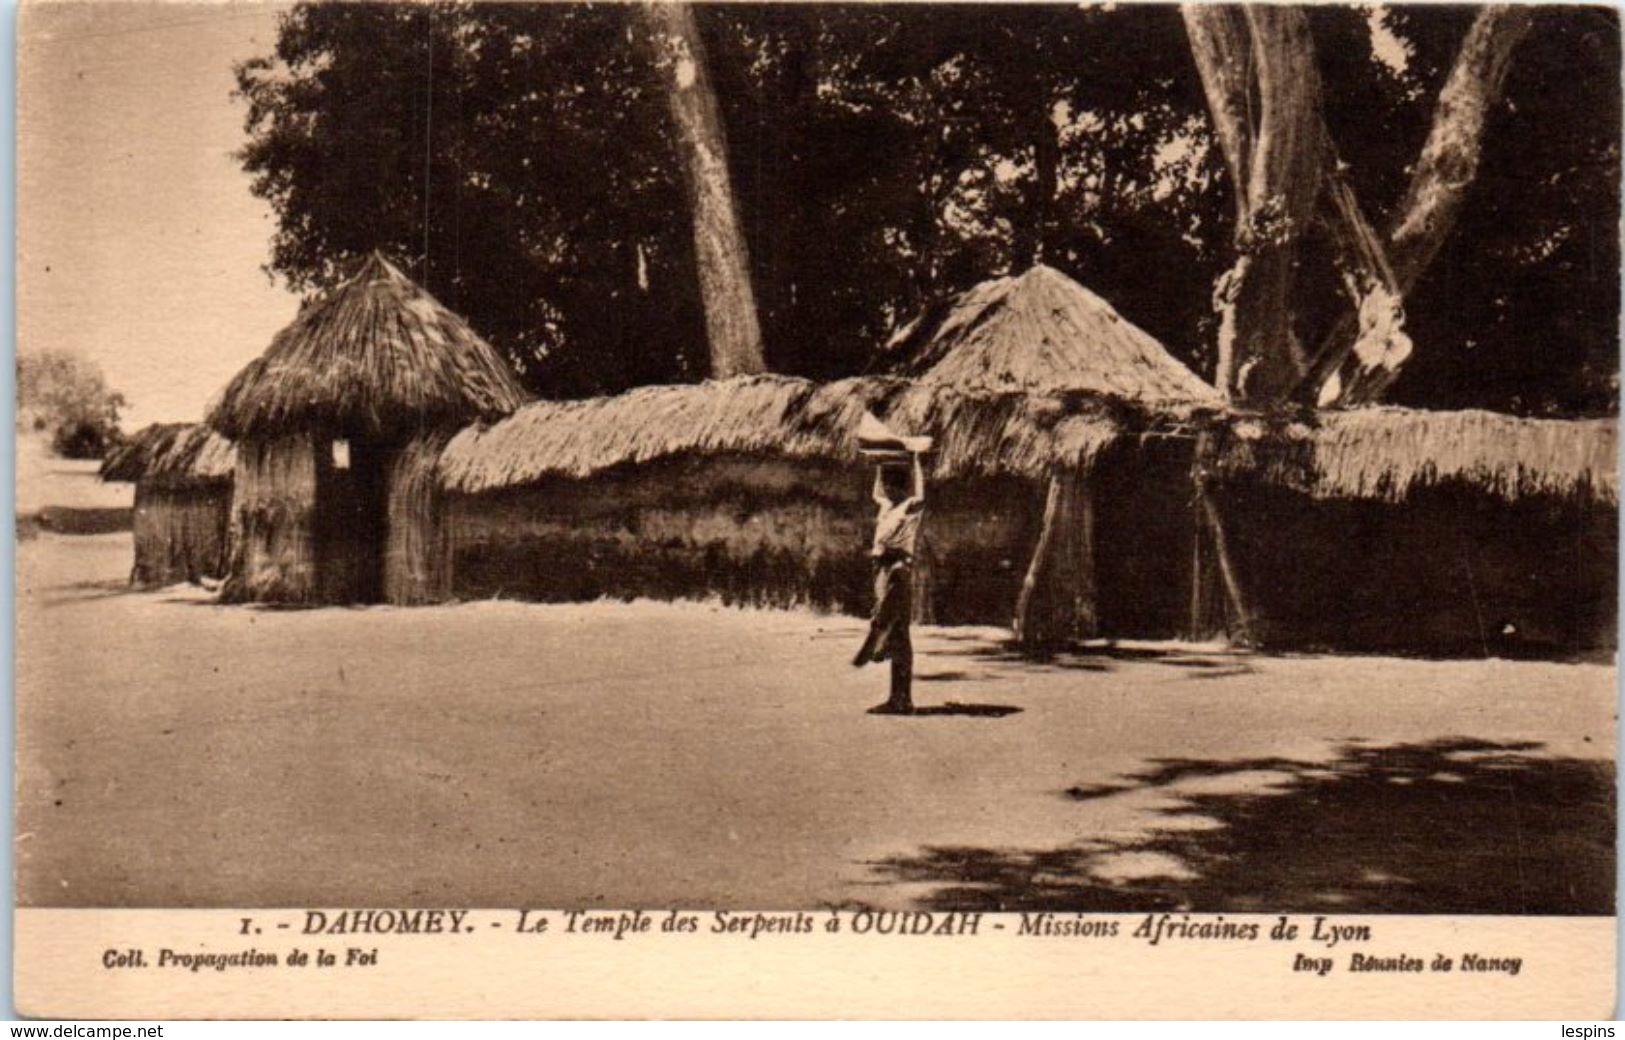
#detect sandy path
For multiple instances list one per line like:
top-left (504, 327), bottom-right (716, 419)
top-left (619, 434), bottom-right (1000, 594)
top-left (16, 534), bottom-right (1616, 912)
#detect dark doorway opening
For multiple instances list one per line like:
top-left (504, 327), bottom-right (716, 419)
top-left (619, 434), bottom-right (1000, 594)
top-left (1092, 440), bottom-right (1199, 639)
top-left (314, 435), bottom-right (391, 603)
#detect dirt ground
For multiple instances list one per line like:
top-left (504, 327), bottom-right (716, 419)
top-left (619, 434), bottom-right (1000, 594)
top-left (15, 531), bottom-right (1617, 913)
top-left (15, 437), bottom-right (131, 516)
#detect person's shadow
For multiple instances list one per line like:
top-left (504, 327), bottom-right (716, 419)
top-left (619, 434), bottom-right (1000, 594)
top-left (907, 703), bottom-right (1022, 718)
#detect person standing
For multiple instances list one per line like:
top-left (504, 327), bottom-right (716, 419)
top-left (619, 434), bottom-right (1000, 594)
top-left (853, 450), bottom-right (927, 715)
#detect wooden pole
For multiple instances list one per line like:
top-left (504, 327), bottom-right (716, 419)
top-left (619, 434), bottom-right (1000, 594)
top-left (1015, 469), bottom-right (1097, 653)
top-left (1196, 480), bottom-right (1255, 646)
top-left (1188, 433), bottom-right (1215, 641)
top-left (1072, 472), bottom-right (1099, 640)
top-left (1189, 430), bottom-right (1253, 645)
top-left (1188, 502), bottom-right (1206, 640)
top-left (1014, 474), bottom-right (1065, 652)
top-left (911, 534), bottom-right (936, 625)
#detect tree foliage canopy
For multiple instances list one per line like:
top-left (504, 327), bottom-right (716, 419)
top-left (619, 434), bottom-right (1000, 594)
top-left (236, 2), bottom-right (1618, 414)
top-left (16, 348), bottom-right (127, 458)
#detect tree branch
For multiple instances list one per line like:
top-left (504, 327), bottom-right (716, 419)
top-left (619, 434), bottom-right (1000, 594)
top-left (1297, 5), bottom-right (1535, 406)
top-left (1181, 5), bottom-right (1254, 222)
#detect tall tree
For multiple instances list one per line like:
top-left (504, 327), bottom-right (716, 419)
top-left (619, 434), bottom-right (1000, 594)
top-left (1183, 4), bottom-right (1539, 408)
top-left (236, 4), bottom-right (1614, 413)
top-left (237, 2), bottom-right (708, 397)
top-left (703, 3), bottom-right (1223, 375)
top-left (643, 2), bottom-right (766, 378)
top-left (1304, 6), bottom-right (1535, 406)
top-left (1184, 5), bottom-right (1325, 403)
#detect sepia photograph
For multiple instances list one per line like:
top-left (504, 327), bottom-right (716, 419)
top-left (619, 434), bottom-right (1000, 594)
top-left (12, 0), bottom-right (1620, 1018)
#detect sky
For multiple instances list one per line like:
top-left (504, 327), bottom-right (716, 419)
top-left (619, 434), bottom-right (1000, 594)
top-left (18, 1), bottom-right (300, 428)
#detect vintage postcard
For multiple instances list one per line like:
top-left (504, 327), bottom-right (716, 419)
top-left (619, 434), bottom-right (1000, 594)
top-left (13, 0), bottom-right (1618, 1020)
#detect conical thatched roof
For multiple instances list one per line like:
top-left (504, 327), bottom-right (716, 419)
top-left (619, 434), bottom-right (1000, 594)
top-left (208, 252), bottom-right (529, 440)
top-left (100, 422), bottom-right (236, 489)
top-left (889, 264), bottom-right (1222, 404)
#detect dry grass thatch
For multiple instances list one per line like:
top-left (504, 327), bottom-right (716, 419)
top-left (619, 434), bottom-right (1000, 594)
top-left (1213, 408), bottom-right (1619, 505)
top-left (100, 423), bottom-right (236, 488)
top-left (888, 264), bottom-right (1222, 404)
top-left (384, 431), bottom-right (454, 605)
top-left (437, 374), bottom-right (1140, 495)
top-left (130, 482), bottom-right (231, 587)
top-left (222, 433), bottom-right (320, 604)
top-left (208, 252), bottom-right (529, 440)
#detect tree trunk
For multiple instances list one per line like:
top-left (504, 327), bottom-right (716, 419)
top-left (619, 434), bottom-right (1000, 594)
top-left (1297, 6), bottom-right (1535, 406)
top-left (1184, 5), bottom-right (1324, 404)
top-left (1011, 85), bottom-right (1061, 273)
top-left (1182, 5), bottom-right (1253, 220)
top-left (644, 1), bottom-right (767, 379)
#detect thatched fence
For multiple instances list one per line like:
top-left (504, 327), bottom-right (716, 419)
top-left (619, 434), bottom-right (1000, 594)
top-left (1199, 408), bottom-right (1617, 654)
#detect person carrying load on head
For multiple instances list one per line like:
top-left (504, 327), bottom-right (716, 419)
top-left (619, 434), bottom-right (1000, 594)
top-left (852, 411), bottom-right (930, 716)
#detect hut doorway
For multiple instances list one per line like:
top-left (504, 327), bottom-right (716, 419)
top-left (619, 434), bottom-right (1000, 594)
top-left (314, 436), bottom-right (392, 603)
top-left (1091, 438), bottom-right (1202, 640)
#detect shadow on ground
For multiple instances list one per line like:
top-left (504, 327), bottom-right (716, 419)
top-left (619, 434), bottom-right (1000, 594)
top-left (865, 738), bottom-right (1615, 914)
top-left (18, 506), bottom-right (132, 538)
top-left (36, 578), bottom-right (139, 607)
top-left (955, 640), bottom-right (1258, 680)
top-left (908, 703), bottom-right (1022, 718)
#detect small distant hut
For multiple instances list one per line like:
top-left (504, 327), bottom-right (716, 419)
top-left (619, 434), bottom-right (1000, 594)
top-left (207, 252), bottom-right (528, 605)
top-left (99, 422), bottom-right (236, 587)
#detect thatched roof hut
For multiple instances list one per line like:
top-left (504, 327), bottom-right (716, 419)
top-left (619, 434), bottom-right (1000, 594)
top-left (209, 251), bottom-right (528, 605)
top-left (882, 266), bottom-right (1220, 648)
top-left (100, 422), bottom-right (236, 488)
top-left (208, 251), bottom-right (528, 440)
top-left (99, 423), bottom-right (237, 588)
top-left (887, 263), bottom-right (1221, 404)
top-left (433, 366), bottom-right (1615, 653)
top-left (436, 266), bottom-right (1222, 499)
